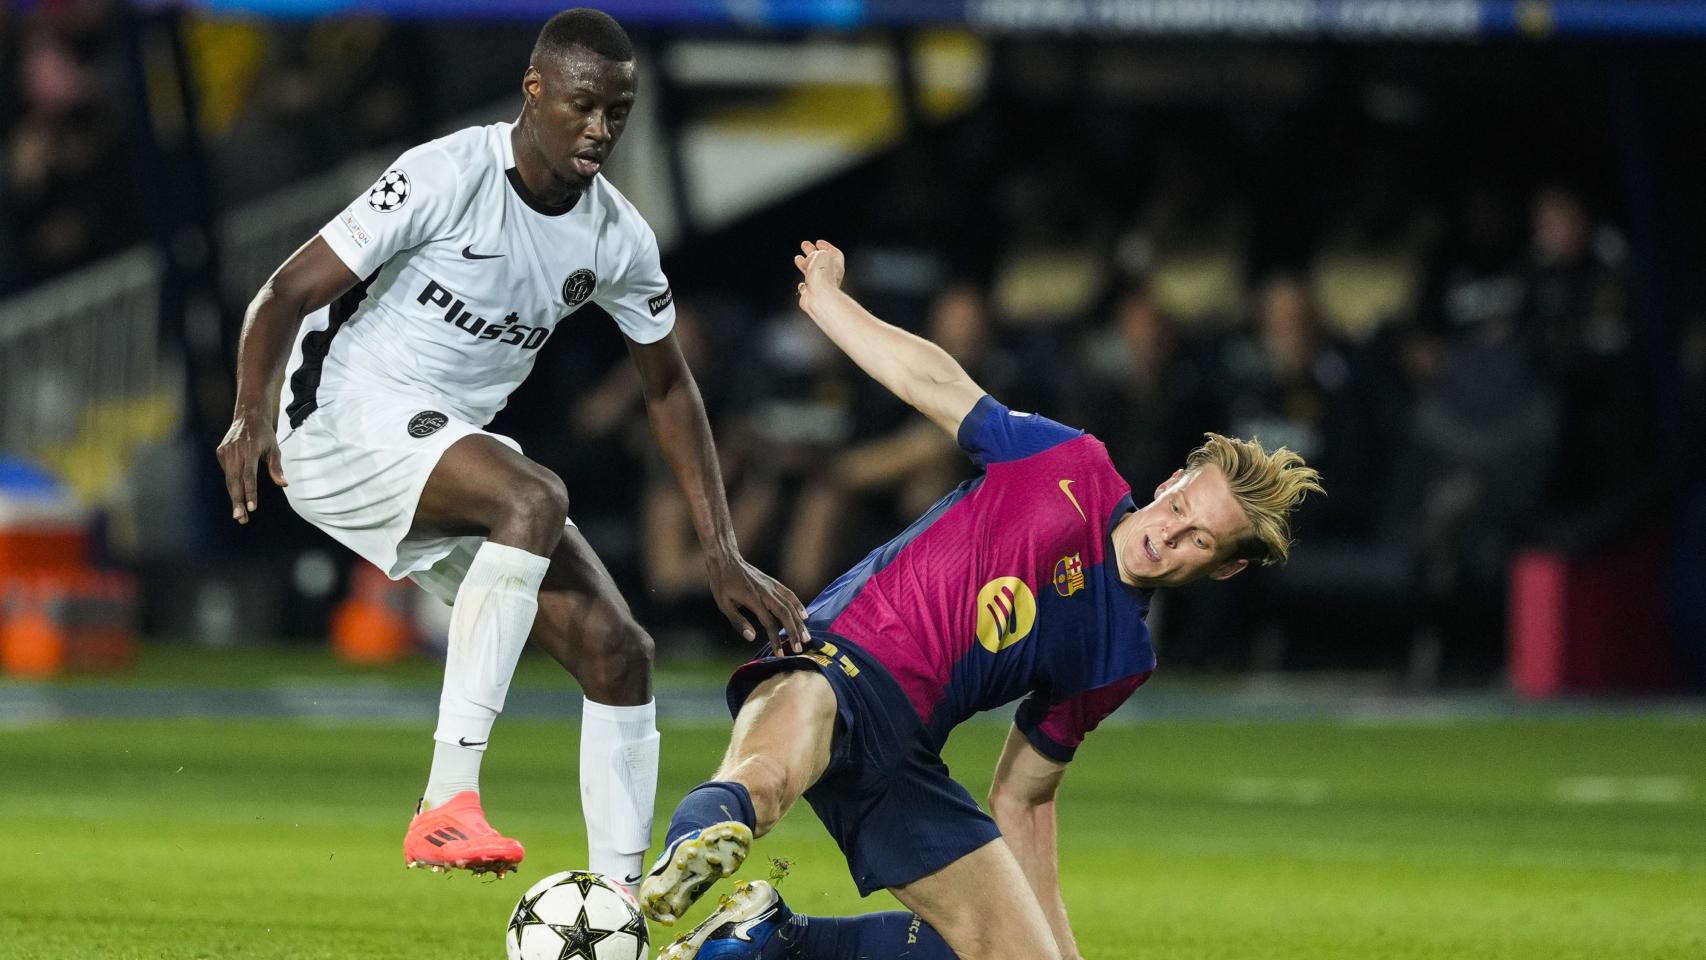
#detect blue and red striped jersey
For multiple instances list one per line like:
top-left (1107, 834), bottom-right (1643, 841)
top-left (809, 395), bottom-right (1154, 761)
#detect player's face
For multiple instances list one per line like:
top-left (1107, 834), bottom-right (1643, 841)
top-left (523, 47), bottom-right (637, 192)
top-left (1112, 465), bottom-right (1252, 588)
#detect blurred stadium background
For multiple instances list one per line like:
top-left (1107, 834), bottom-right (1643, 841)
top-left (2, 2), bottom-right (1704, 959)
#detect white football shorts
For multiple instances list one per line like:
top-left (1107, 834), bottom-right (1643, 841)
top-left (278, 392), bottom-right (534, 604)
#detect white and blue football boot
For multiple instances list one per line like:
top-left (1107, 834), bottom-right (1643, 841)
top-left (640, 821), bottom-right (754, 924)
top-left (658, 880), bottom-right (793, 960)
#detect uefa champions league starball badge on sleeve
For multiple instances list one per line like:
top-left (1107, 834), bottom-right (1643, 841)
top-left (368, 169), bottom-right (411, 212)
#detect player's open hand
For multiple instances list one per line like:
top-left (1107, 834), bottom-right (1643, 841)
top-left (707, 551), bottom-right (810, 655)
top-left (215, 408), bottom-right (287, 524)
top-left (793, 239), bottom-right (845, 305)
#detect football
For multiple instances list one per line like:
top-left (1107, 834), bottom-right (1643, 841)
top-left (506, 870), bottom-right (650, 960)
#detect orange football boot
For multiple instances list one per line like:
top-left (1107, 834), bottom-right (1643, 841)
top-left (403, 791), bottom-right (524, 877)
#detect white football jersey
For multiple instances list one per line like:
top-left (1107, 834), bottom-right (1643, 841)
top-left (279, 121), bottom-right (675, 430)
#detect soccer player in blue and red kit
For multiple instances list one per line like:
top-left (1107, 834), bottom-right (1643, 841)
top-left (639, 241), bottom-right (1324, 960)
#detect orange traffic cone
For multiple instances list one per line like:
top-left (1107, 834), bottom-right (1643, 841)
top-left (330, 564), bottom-right (413, 664)
top-left (1, 586), bottom-right (66, 677)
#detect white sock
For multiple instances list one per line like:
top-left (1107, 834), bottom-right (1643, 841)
top-left (423, 740), bottom-right (483, 807)
top-left (579, 698), bottom-right (660, 892)
top-left (424, 541), bottom-right (550, 806)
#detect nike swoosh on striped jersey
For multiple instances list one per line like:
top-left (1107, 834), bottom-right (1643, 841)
top-left (1059, 479), bottom-right (1086, 520)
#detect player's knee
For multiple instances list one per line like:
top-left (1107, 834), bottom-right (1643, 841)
top-left (504, 471), bottom-right (569, 547)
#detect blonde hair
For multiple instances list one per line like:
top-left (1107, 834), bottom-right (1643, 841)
top-left (1184, 432), bottom-right (1324, 567)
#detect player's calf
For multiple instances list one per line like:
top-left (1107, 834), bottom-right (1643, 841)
top-left (712, 669), bottom-right (838, 833)
top-left (528, 543), bottom-right (655, 704)
top-left (891, 839), bottom-right (1064, 960)
top-left (573, 608), bottom-right (654, 704)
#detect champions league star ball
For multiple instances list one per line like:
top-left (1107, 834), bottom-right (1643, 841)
top-left (506, 871), bottom-right (649, 960)
top-left (367, 169), bottom-right (410, 211)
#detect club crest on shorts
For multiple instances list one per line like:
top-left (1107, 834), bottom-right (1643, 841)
top-left (407, 411), bottom-right (449, 438)
top-left (367, 169), bottom-right (411, 212)
top-left (562, 268), bottom-right (597, 307)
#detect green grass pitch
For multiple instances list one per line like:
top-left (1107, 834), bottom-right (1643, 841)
top-left (3, 710), bottom-right (1704, 958)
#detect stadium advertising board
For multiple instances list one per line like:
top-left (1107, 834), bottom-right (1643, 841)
top-left (119, 0), bottom-right (1706, 38)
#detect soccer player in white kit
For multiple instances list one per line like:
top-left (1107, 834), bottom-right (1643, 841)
top-left (214, 9), bottom-right (808, 887)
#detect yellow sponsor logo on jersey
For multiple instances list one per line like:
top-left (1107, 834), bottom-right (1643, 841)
top-left (975, 576), bottom-right (1037, 653)
top-left (1054, 552), bottom-right (1086, 597)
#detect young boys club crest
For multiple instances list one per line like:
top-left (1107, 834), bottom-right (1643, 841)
top-left (562, 269), bottom-right (597, 307)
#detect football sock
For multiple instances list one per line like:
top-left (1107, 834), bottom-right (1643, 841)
top-left (580, 697), bottom-right (660, 890)
top-left (663, 780), bottom-right (756, 848)
top-left (775, 912), bottom-right (955, 960)
top-left (425, 541), bottom-right (550, 806)
top-left (422, 740), bottom-right (483, 807)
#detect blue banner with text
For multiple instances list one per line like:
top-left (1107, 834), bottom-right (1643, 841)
top-left (119, 1), bottom-right (1706, 39)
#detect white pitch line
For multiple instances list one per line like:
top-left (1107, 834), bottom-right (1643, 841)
top-left (1551, 776), bottom-right (1693, 805)
top-left (1224, 778), bottom-right (1329, 804)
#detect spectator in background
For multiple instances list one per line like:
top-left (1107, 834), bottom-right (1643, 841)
top-left (1398, 189), bottom-right (1566, 673)
top-left (1517, 187), bottom-right (1654, 548)
top-left (0, 2), bottom-right (20, 293)
top-left (1194, 275), bottom-right (1379, 667)
top-left (1418, 185), bottom-right (1525, 345)
top-left (1221, 275), bottom-right (1370, 535)
top-left (3, 14), bottom-right (136, 288)
top-left (1073, 285), bottom-right (1220, 496)
top-left (1522, 187), bottom-right (1632, 371)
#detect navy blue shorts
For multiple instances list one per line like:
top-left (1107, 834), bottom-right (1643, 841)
top-left (727, 633), bottom-right (1001, 896)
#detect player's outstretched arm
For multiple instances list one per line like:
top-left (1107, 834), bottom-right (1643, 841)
top-left (793, 240), bottom-right (986, 437)
top-left (627, 331), bottom-right (810, 653)
top-left (989, 725), bottom-right (1082, 960)
top-left (216, 236), bottom-right (357, 524)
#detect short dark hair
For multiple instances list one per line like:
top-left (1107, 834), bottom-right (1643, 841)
top-left (533, 8), bottom-right (635, 65)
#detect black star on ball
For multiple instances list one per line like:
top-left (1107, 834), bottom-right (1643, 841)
top-left (562, 871), bottom-right (603, 898)
top-left (509, 889), bottom-right (549, 941)
top-left (618, 908), bottom-right (649, 950)
top-left (549, 907), bottom-right (618, 960)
